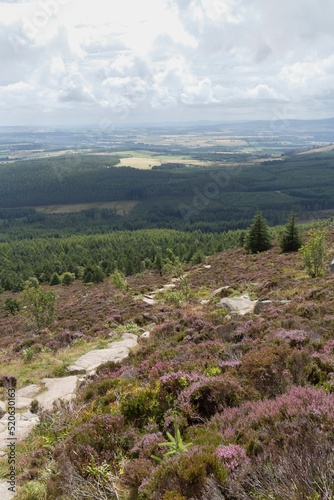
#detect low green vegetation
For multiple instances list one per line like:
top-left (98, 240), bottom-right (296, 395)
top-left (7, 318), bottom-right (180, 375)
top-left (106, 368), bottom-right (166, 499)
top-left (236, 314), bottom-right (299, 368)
top-left (299, 228), bottom-right (329, 277)
top-left (0, 229), bottom-right (241, 292)
top-left (20, 278), bottom-right (57, 331)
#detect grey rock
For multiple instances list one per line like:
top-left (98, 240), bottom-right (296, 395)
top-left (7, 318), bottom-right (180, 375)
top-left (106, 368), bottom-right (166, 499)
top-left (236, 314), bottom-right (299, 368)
top-left (35, 376), bottom-right (78, 411)
top-left (20, 411), bottom-right (40, 422)
top-left (217, 296), bottom-right (257, 316)
top-left (69, 333), bottom-right (138, 374)
top-left (329, 259), bottom-right (334, 273)
top-left (141, 331), bottom-right (150, 339)
top-left (16, 384), bottom-right (40, 399)
top-left (16, 397), bottom-right (33, 410)
top-left (163, 283), bottom-right (176, 290)
top-left (0, 480), bottom-right (15, 499)
top-left (211, 286), bottom-right (230, 298)
top-left (143, 297), bottom-right (157, 305)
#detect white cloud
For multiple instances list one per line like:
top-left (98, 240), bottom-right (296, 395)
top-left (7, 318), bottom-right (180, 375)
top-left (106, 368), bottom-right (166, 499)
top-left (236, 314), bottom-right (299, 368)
top-left (1, 0), bottom-right (334, 124)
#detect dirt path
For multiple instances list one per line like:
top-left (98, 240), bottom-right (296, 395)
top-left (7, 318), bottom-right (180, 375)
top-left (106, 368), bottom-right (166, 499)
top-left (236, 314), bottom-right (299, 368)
top-left (0, 332), bottom-right (140, 499)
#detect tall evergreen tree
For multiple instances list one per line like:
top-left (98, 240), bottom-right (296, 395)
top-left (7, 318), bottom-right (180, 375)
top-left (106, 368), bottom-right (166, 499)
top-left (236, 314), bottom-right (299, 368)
top-left (280, 212), bottom-right (301, 253)
top-left (244, 211), bottom-right (272, 253)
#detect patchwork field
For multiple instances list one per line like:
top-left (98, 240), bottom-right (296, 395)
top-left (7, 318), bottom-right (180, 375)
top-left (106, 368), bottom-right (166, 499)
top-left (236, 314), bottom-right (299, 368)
top-left (114, 150), bottom-right (214, 169)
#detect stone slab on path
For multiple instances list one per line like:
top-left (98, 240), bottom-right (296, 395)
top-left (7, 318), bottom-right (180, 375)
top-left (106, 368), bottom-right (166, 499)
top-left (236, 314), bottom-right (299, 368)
top-left (68, 333), bottom-right (138, 374)
top-left (0, 333), bottom-right (139, 499)
top-left (0, 481), bottom-right (15, 500)
top-left (16, 384), bottom-right (40, 399)
top-left (143, 295), bottom-right (157, 305)
top-left (0, 412), bottom-right (40, 450)
top-left (35, 375), bottom-right (78, 411)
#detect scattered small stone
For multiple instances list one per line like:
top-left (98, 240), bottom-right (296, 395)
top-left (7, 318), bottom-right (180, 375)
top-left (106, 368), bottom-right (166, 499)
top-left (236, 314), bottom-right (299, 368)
top-left (20, 411), bottom-right (40, 422)
top-left (143, 297), bottom-right (157, 305)
top-left (141, 331), bottom-right (150, 339)
top-left (211, 286), bottom-right (230, 298)
top-left (163, 283), bottom-right (176, 290)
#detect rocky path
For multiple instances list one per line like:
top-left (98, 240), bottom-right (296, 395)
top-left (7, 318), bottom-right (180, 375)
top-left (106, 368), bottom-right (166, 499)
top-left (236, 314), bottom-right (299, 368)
top-left (0, 331), bottom-right (140, 499)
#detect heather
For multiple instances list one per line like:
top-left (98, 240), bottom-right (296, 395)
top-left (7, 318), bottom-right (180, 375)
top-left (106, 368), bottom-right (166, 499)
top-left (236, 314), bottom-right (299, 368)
top-left (2, 222), bottom-right (334, 498)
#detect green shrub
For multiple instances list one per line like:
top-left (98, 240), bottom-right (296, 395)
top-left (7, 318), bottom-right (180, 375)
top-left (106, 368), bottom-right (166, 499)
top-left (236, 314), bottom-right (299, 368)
top-left (4, 297), bottom-right (21, 316)
top-left (20, 280), bottom-right (57, 331)
top-left (49, 272), bottom-right (61, 286)
top-left (60, 272), bottom-right (75, 286)
top-left (16, 480), bottom-right (47, 500)
top-left (138, 450), bottom-right (227, 499)
top-left (110, 269), bottom-right (128, 290)
top-left (299, 229), bottom-right (328, 277)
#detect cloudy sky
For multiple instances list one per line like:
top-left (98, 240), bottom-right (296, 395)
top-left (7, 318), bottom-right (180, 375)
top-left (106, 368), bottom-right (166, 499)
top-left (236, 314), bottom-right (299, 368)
top-left (0, 0), bottom-right (334, 126)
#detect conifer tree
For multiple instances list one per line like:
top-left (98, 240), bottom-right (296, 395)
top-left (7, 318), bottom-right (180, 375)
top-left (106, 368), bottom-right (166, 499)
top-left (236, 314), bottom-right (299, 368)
top-left (244, 211), bottom-right (272, 253)
top-left (280, 212), bottom-right (301, 253)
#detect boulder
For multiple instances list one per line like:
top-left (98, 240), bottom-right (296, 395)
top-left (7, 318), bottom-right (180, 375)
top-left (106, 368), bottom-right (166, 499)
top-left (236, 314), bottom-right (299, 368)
top-left (217, 295), bottom-right (256, 316)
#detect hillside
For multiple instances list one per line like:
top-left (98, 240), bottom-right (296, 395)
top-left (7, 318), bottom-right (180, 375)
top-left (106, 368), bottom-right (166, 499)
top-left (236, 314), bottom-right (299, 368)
top-left (1, 224), bottom-right (334, 499)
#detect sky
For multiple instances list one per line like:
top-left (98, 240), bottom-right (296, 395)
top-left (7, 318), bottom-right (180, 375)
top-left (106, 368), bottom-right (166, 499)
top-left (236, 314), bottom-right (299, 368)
top-left (0, 0), bottom-right (334, 126)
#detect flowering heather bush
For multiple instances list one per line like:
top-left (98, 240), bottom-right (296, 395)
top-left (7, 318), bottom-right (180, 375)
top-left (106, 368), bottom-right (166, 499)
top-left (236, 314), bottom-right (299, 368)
top-left (138, 448), bottom-right (227, 499)
top-left (137, 340), bottom-right (225, 381)
top-left (269, 328), bottom-right (309, 347)
top-left (312, 339), bottom-right (334, 374)
top-left (46, 330), bottom-right (88, 350)
top-left (159, 371), bottom-right (192, 401)
top-left (215, 444), bottom-right (249, 471)
top-left (122, 458), bottom-right (156, 488)
top-left (177, 374), bottom-right (245, 423)
top-left (233, 318), bottom-right (267, 341)
top-left (63, 413), bottom-right (132, 470)
top-left (239, 343), bottom-right (292, 397)
top-left (130, 432), bottom-right (165, 459)
top-left (210, 386), bottom-right (334, 457)
top-left (219, 360), bottom-right (241, 370)
top-left (151, 316), bottom-right (215, 344)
